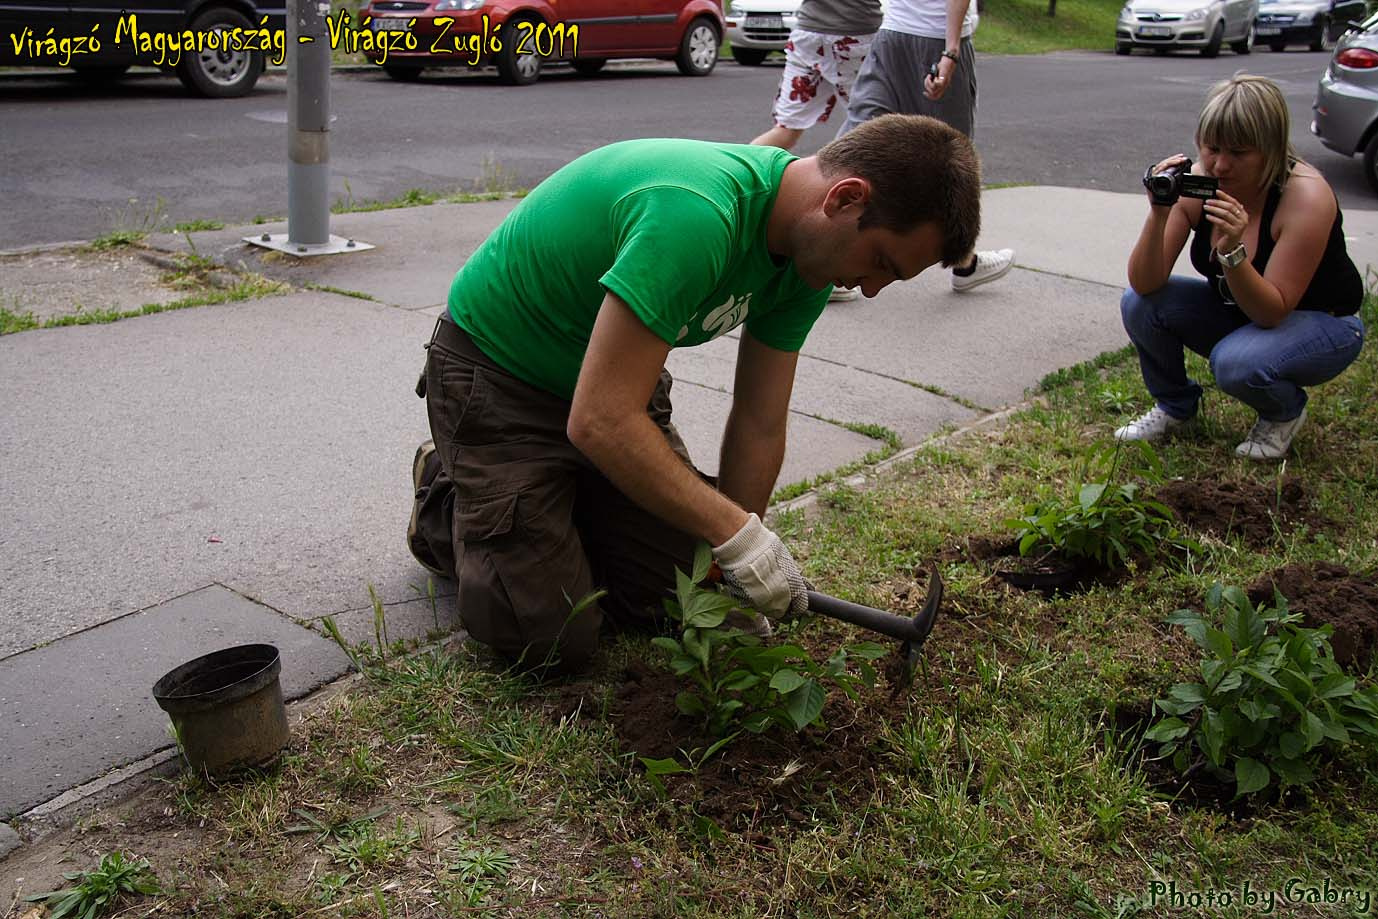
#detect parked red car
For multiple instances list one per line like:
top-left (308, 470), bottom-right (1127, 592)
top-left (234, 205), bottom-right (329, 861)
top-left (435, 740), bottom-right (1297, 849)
top-left (358, 0), bottom-right (723, 84)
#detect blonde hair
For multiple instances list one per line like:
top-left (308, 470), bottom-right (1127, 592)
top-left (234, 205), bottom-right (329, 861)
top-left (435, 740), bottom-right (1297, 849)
top-left (1195, 74), bottom-right (1298, 189)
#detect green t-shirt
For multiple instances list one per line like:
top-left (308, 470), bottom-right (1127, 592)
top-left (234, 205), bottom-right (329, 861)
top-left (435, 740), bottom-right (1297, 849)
top-left (447, 138), bottom-right (830, 400)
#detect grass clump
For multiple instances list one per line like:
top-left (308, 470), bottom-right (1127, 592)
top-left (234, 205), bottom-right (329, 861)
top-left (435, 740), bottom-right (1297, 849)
top-left (24, 851), bottom-right (163, 918)
top-left (976, 0), bottom-right (1126, 53)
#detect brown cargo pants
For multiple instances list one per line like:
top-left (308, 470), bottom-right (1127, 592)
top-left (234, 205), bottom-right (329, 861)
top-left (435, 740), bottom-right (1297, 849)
top-left (413, 315), bottom-right (702, 675)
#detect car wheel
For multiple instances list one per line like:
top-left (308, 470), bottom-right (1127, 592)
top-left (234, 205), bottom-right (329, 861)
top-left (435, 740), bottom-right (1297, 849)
top-left (383, 65), bottom-right (424, 81)
top-left (1115, 41), bottom-right (1132, 54)
top-left (174, 6), bottom-right (264, 98)
top-left (1269, 39), bottom-right (1287, 50)
top-left (1363, 131), bottom-right (1378, 195)
top-left (1309, 17), bottom-right (1333, 51)
top-left (731, 46), bottom-right (769, 65)
top-left (495, 17), bottom-right (542, 85)
top-left (1201, 21), bottom-right (1224, 56)
top-left (572, 58), bottom-right (606, 75)
top-left (1231, 22), bottom-right (1254, 53)
top-left (676, 17), bottom-right (720, 75)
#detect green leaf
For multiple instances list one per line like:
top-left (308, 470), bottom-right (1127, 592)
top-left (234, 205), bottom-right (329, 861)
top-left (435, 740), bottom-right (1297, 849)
top-left (742, 712), bottom-right (772, 733)
top-left (692, 542), bottom-right (713, 583)
top-left (1079, 483), bottom-right (1106, 510)
top-left (720, 670), bottom-right (761, 692)
top-left (1316, 673), bottom-right (1356, 700)
top-left (1168, 682), bottom-right (1206, 704)
top-left (701, 731), bottom-right (741, 762)
top-left (640, 756), bottom-right (689, 777)
top-left (1234, 757), bottom-right (1270, 797)
top-left (1301, 710), bottom-right (1326, 749)
top-left (1144, 717), bottom-right (1190, 742)
top-left (1203, 628), bottom-right (1234, 662)
top-left (650, 637), bottom-right (682, 656)
top-left (784, 680), bottom-right (826, 730)
top-left (1271, 757), bottom-right (1316, 786)
top-left (1214, 669), bottom-right (1244, 695)
top-left (683, 628), bottom-right (709, 669)
top-left (769, 669), bottom-right (807, 694)
top-left (1199, 711), bottom-right (1226, 766)
top-left (1166, 608), bottom-right (1205, 627)
top-left (675, 691), bottom-right (706, 718)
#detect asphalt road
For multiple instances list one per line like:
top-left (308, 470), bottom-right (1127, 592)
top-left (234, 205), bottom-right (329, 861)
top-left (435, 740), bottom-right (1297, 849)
top-left (0, 47), bottom-right (1372, 249)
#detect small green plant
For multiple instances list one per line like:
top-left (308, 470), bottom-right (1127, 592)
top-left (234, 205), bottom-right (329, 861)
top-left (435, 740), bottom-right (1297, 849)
top-left (450, 844), bottom-right (515, 882)
top-left (25, 851), bottom-right (164, 918)
top-left (174, 219), bottom-right (225, 233)
top-left (1004, 443), bottom-right (1193, 569)
top-left (1096, 378), bottom-right (1139, 415)
top-left (1146, 584), bottom-right (1378, 797)
top-left (649, 545), bottom-right (885, 759)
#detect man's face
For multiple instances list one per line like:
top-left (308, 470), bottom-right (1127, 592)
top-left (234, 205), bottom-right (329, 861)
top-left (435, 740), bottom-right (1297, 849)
top-left (791, 183), bottom-right (947, 298)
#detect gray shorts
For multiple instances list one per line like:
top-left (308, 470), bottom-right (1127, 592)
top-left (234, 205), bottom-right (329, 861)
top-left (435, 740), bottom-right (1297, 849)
top-left (837, 30), bottom-right (977, 139)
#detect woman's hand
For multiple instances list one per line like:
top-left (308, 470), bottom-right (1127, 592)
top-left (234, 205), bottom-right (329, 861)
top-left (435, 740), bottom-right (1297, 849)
top-left (1202, 190), bottom-right (1248, 256)
top-left (1144, 154), bottom-right (1190, 208)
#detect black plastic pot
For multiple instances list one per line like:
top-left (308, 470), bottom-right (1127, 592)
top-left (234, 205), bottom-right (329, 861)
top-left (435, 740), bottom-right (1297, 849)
top-left (152, 643), bottom-right (289, 776)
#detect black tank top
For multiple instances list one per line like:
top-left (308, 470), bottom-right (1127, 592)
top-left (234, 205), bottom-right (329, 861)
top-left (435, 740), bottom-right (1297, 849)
top-left (1190, 182), bottom-right (1363, 316)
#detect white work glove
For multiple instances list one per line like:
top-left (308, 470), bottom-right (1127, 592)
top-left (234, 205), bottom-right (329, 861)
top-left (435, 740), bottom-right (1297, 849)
top-left (712, 513), bottom-right (808, 618)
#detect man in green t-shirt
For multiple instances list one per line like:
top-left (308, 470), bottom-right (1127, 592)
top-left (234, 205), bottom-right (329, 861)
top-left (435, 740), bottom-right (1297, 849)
top-left (408, 113), bottom-right (980, 675)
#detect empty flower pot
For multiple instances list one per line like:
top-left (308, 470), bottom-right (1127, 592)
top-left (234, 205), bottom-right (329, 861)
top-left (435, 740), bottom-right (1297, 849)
top-left (152, 643), bottom-right (289, 776)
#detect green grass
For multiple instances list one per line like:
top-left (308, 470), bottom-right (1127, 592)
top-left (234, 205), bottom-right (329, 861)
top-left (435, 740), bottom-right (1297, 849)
top-left (975, 0), bottom-right (1125, 54)
top-left (16, 296), bottom-right (1378, 918)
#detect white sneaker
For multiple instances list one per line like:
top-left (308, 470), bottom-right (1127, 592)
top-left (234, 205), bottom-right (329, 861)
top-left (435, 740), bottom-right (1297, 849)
top-left (1114, 406), bottom-right (1191, 442)
top-left (1235, 408), bottom-right (1306, 461)
top-left (951, 248), bottom-right (1016, 292)
top-left (828, 286), bottom-right (860, 302)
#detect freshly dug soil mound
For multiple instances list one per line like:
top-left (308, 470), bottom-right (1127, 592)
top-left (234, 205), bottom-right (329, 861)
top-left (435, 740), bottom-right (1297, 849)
top-left (1247, 562), bottom-right (1378, 672)
top-left (1154, 477), bottom-right (1323, 547)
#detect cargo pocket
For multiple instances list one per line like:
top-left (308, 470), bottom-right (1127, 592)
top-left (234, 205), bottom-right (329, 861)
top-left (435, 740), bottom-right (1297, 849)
top-left (451, 491), bottom-right (523, 657)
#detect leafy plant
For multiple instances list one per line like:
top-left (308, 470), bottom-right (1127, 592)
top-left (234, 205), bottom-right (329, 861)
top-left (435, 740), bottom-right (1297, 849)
top-left (25, 851), bottom-right (163, 919)
top-left (1096, 379), bottom-right (1139, 415)
top-left (1004, 442), bottom-right (1193, 569)
top-left (1146, 584), bottom-right (1378, 797)
top-left (649, 545), bottom-right (885, 759)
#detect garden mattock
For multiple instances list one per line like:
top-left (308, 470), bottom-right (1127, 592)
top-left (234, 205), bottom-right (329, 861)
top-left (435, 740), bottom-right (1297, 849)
top-left (710, 565), bottom-right (944, 688)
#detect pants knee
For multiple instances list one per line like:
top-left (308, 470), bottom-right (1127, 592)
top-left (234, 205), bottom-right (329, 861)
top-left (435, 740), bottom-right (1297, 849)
top-left (1210, 352), bottom-right (1262, 401)
top-left (1120, 287), bottom-right (1155, 341)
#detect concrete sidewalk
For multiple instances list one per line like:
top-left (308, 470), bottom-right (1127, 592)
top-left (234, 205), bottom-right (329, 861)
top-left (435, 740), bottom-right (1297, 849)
top-left (1, 186), bottom-right (1375, 829)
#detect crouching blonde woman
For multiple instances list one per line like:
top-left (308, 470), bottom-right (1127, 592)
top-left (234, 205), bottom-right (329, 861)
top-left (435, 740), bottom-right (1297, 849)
top-left (1115, 74), bottom-right (1365, 460)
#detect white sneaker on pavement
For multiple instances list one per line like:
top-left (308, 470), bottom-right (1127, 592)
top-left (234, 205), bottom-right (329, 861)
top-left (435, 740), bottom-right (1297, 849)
top-left (828, 286), bottom-right (860, 302)
top-left (1235, 408), bottom-right (1306, 461)
top-left (951, 248), bottom-right (1016, 292)
top-left (1114, 406), bottom-right (1191, 443)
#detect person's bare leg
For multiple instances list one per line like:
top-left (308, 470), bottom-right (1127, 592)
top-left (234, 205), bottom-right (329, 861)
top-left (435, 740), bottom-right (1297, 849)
top-left (750, 125), bottom-right (805, 150)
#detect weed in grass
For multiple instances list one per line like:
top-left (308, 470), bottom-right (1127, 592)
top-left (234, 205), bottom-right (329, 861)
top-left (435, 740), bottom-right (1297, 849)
top-left (287, 806), bottom-right (391, 843)
top-left (174, 219), bottom-right (225, 232)
top-left (86, 229), bottom-right (147, 251)
top-left (0, 300), bottom-right (40, 334)
top-left (325, 817), bottom-right (420, 874)
top-left (24, 850), bottom-right (164, 918)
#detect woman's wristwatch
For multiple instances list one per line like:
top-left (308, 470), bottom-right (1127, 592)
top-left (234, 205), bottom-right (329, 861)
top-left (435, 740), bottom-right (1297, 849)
top-left (1218, 243), bottom-right (1247, 269)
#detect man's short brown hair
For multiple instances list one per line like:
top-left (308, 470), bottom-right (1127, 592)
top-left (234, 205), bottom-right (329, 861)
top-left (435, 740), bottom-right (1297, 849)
top-left (817, 114), bottom-right (982, 266)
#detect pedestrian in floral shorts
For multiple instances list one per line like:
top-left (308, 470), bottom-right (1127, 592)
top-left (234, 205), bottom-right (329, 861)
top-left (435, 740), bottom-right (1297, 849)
top-left (750, 0), bottom-right (883, 153)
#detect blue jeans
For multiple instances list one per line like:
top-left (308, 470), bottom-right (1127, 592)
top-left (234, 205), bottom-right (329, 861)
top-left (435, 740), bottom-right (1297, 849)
top-left (1120, 277), bottom-right (1365, 422)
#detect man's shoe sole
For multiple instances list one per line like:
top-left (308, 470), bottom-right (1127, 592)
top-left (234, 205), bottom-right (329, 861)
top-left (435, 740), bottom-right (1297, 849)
top-left (952, 260), bottom-right (1015, 292)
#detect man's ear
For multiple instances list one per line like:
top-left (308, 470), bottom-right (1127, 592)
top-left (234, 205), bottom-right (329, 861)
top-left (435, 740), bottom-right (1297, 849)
top-left (822, 176), bottom-right (871, 219)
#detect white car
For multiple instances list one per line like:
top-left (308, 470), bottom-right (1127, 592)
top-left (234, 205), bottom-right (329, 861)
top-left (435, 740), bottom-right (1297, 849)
top-left (724, 0), bottom-right (801, 65)
top-left (1115, 0), bottom-right (1260, 56)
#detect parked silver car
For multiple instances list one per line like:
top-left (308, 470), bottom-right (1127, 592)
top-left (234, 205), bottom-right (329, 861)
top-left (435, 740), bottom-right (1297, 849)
top-left (724, 0), bottom-right (799, 65)
top-left (1116, 0), bottom-right (1260, 56)
top-left (1313, 11), bottom-right (1378, 192)
top-left (1256, 0), bottom-right (1366, 51)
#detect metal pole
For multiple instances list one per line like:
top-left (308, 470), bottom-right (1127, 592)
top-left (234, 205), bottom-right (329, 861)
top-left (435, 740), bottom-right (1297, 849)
top-left (287, 0), bottom-right (330, 247)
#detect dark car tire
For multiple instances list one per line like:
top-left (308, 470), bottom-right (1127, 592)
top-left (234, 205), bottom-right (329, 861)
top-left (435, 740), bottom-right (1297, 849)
top-left (1231, 22), bottom-right (1254, 53)
top-left (383, 65), bottom-right (424, 81)
top-left (1363, 132), bottom-right (1378, 195)
top-left (1115, 41), bottom-right (1132, 54)
top-left (495, 17), bottom-right (542, 85)
top-left (1309, 17), bottom-right (1332, 51)
top-left (174, 6), bottom-right (264, 98)
top-left (1269, 39), bottom-right (1287, 50)
top-left (572, 58), bottom-right (607, 75)
top-left (1201, 21), bottom-right (1224, 56)
top-left (731, 46), bottom-right (769, 65)
top-left (676, 17), bottom-right (720, 75)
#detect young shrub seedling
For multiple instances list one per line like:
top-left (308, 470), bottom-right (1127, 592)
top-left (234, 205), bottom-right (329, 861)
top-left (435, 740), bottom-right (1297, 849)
top-left (647, 544), bottom-right (886, 773)
top-left (1005, 442), bottom-right (1195, 570)
top-left (1146, 583), bottom-right (1378, 797)
top-left (24, 850), bottom-right (164, 918)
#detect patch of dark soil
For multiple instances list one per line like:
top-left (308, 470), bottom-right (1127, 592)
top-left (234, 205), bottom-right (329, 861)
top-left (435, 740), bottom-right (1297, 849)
top-left (938, 534), bottom-right (1019, 564)
top-left (1154, 476), bottom-right (1325, 547)
top-left (600, 649), bottom-right (909, 832)
top-left (1247, 562), bottom-right (1378, 672)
